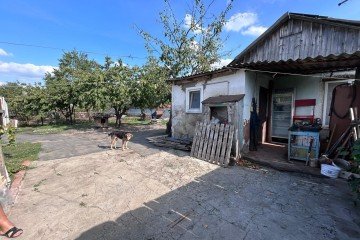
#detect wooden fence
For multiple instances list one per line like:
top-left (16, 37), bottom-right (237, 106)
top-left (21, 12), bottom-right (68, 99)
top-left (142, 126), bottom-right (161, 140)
top-left (190, 122), bottom-right (235, 167)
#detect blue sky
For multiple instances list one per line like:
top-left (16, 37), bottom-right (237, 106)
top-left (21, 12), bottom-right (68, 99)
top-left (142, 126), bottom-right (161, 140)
top-left (0, 0), bottom-right (359, 84)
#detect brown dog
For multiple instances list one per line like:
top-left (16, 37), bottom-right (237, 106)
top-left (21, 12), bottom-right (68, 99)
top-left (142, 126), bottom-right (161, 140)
top-left (108, 131), bottom-right (133, 150)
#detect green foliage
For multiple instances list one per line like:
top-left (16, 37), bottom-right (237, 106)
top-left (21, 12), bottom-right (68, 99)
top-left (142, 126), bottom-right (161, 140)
top-left (7, 126), bottom-right (16, 145)
top-left (119, 116), bottom-right (151, 125)
top-left (17, 121), bottom-right (93, 135)
top-left (133, 58), bottom-right (171, 114)
top-left (139, 0), bottom-right (234, 78)
top-left (0, 82), bottom-right (51, 124)
top-left (2, 142), bottom-right (41, 178)
top-left (351, 139), bottom-right (360, 173)
top-left (350, 140), bottom-right (360, 201)
top-left (2, 51), bottom-right (172, 127)
top-left (103, 57), bottom-right (136, 126)
top-left (0, 82), bottom-right (28, 120)
top-left (45, 50), bottom-right (99, 124)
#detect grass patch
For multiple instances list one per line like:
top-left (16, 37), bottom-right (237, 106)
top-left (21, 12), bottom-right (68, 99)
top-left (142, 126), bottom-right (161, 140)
top-left (110, 116), bottom-right (151, 126)
top-left (17, 121), bottom-right (94, 135)
top-left (2, 142), bottom-right (41, 178)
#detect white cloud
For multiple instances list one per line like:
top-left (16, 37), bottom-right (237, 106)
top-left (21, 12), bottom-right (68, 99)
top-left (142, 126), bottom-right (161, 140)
top-left (241, 26), bottom-right (267, 36)
top-left (211, 58), bottom-right (232, 69)
top-left (184, 14), bottom-right (203, 34)
top-left (0, 48), bottom-right (12, 57)
top-left (225, 12), bottom-right (268, 37)
top-left (225, 12), bottom-right (257, 32)
top-left (189, 40), bottom-right (199, 51)
top-left (0, 61), bottom-right (55, 79)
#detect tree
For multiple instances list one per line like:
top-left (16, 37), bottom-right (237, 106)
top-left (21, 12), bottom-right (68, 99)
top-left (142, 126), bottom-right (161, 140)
top-left (0, 82), bottom-right (28, 121)
top-left (45, 50), bottom-right (98, 124)
top-left (139, 0), bottom-right (233, 78)
top-left (77, 64), bottom-right (107, 120)
top-left (0, 83), bottom-right (50, 124)
top-left (133, 57), bottom-right (170, 119)
top-left (103, 57), bottom-right (135, 127)
top-left (23, 84), bottom-right (50, 125)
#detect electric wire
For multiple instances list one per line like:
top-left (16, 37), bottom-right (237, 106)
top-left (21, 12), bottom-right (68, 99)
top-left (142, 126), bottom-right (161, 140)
top-left (0, 40), bottom-right (146, 60)
top-left (1, 67), bottom-right (359, 88)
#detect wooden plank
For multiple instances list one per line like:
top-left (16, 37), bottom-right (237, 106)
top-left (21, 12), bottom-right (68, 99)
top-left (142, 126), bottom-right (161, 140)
top-left (209, 124), bottom-right (220, 163)
top-left (190, 122), bottom-right (202, 157)
top-left (223, 125), bottom-right (235, 166)
top-left (190, 124), bottom-right (197, 157)
top-left (194, 122), bottom-right (206, 158)
top-left (196, 122), bottom-right (208, 159)
top-left (200, 124), bottom-right (212, 160)
top-left (205, 124), bottom-right (216, 161)
top-left (214, 124), bottom-right (225, 164)
top-left (219, 125), bottom-right (230, 166)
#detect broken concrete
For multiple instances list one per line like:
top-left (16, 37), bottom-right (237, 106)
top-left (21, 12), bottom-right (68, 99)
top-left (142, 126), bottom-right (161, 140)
top-left (9, 146), bottom-right (360, 240)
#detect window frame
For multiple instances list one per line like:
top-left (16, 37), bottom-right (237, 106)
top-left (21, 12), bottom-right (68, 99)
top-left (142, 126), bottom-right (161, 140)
top-left (186, 86), bottom-right (203, 113)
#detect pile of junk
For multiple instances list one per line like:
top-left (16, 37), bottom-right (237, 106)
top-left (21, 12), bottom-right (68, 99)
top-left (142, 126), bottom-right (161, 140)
top-left (288, 81), bottom-right (360, 180)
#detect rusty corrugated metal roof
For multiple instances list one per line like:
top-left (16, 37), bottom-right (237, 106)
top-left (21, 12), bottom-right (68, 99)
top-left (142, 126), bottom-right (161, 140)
top-left (234, 51), bottom-right (360, 73)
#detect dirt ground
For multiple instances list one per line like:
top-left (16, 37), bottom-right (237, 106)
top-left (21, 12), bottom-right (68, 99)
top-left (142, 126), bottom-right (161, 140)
top-left (8, 125), bottom-right (360, 240)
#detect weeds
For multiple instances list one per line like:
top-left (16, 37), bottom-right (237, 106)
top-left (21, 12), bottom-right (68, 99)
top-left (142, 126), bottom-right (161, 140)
top-left (2, 142), bottom-right (41, 179)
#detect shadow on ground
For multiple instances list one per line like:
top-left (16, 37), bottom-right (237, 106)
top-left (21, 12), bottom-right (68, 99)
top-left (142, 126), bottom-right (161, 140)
top-left (75, 166), bottom-right (360, 240)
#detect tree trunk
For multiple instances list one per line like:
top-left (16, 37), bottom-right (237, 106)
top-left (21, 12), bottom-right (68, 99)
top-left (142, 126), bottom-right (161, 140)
top-left (140, 109), bottom-right (146, 121)
top-left (114, 108), bottom-right (121, 128)
top-left (86, 109), bottom-right (92, 122)
top-left (73, 106), bottom-right (76, 124)
top-left (41, 117), bottom-right (44, 126)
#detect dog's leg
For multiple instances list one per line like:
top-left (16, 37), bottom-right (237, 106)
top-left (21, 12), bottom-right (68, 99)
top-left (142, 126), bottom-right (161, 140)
top-left (122, 139), bottom-right (125, 151)
top-left (114, 138), bottom-right (117, 149)
top-left (110, 138), bottom-right (114, 150)
top-left (125, 140), bottom-right (129, 149)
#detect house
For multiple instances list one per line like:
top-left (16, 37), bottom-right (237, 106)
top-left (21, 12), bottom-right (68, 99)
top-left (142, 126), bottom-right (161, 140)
top-left (169, 12), bottom-right (360, 158)
top-left (0, 97), bottom-right (10, 128)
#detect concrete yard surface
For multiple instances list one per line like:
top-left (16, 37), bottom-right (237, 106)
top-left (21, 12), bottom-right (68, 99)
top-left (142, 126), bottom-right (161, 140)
top-left (8, 148), bottom-right (360, 240)
top-left (16, 125), bottom-right (167, 160)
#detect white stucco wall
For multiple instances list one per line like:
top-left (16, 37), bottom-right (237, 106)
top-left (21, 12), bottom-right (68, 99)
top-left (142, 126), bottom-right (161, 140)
top-left (172, 70), bottom-right (246, 138)
top-left (171, 69), bottom-right (326, 154)
top-left (244, 71), bottom-right (272, 120)
top-left (274, 75), bottom-right (324, 118)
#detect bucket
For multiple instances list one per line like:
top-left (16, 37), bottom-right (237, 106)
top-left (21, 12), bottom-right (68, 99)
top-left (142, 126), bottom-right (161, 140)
top-left (321, 164), bottom-right (341, 178)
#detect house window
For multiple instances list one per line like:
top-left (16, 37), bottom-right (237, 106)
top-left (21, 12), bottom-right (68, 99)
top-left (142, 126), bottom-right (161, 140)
top-left (322, 79), bottom-right (354, 126)
top-left (186, 87), bottom-right (203, 113)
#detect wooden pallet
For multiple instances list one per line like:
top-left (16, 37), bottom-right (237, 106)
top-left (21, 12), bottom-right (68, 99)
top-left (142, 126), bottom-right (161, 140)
top-left (147, 135), bottom-right (192, 151)
top-left (190, 122), bottom-right (235, 167)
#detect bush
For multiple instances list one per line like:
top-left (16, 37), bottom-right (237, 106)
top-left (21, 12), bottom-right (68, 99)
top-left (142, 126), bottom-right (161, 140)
top-left (350, 140), bottom-right (360, 201)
